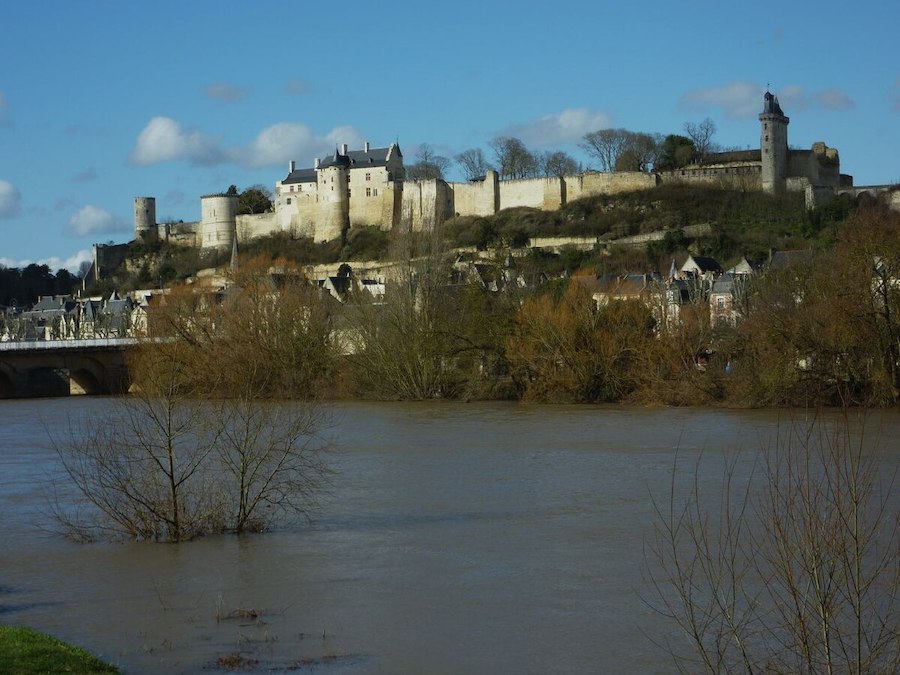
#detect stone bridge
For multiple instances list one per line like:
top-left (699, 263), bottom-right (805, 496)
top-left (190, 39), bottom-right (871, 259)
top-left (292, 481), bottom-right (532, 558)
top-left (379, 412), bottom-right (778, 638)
top-left (0, 338), bottom-right (136, 398)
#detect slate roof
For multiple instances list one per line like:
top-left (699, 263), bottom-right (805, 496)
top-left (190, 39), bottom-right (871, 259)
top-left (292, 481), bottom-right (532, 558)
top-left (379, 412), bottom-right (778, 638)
top-left (282, 145), bottom-right (399, 184)
top-left (703, 149), bottom-right (762, 164)
top-left (682, 255), bottom-right (723, 275)
top-left (762, 91), bottom-right (786, 117)
top-left (283, 168), bottom-right (318, 185)
top-left (710, 273), bottom-right (735, 295)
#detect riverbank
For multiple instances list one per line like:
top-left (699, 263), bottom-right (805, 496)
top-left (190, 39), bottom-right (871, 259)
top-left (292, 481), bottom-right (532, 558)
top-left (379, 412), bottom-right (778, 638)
top-left (0, 626), bottom-right (120, 673)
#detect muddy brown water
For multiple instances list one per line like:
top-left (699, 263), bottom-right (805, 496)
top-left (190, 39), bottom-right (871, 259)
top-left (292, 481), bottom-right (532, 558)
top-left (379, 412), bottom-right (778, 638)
top-left (1, 398), bottom-right (896, 673)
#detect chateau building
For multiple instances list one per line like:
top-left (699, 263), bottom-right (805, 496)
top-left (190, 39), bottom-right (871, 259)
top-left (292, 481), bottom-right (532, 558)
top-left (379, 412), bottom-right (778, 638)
top-left (124, 92), bottom-right (887, 263)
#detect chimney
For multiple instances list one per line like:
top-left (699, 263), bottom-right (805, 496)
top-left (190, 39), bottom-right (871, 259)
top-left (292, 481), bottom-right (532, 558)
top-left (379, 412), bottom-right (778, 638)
top-left (364, 141), bottom-right (370, 153)
top-left (289, 160), bottom-right (295, 173)
top-left (314, 157), bottom-right (320, 169)
top-left (341, 143), bottom-right (348, 155)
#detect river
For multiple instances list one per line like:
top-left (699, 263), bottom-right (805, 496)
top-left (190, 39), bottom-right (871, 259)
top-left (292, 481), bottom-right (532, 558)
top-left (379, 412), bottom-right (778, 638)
top-left (0, 397), bottom-right (896, 673)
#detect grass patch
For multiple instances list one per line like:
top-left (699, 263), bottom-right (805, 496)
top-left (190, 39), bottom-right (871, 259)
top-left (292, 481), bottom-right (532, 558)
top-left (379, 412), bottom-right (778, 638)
top-left (0, 625), bottom-right (120, 674)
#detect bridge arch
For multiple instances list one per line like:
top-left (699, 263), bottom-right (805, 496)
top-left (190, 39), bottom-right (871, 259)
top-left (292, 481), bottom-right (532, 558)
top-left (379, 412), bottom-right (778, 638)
top-left (67, 357), bottom-right (108, 396)
top-left (0, 365), bottom-right (15, 399)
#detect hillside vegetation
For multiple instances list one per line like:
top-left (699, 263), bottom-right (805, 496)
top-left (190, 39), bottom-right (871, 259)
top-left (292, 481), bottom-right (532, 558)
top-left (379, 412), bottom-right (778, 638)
top-left (85, 185), bottom-right (864, 295)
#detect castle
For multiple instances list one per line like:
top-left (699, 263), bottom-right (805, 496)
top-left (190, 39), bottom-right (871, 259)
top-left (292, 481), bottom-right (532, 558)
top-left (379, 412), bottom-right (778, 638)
top-left (128, 92), bottom-right (889, 258)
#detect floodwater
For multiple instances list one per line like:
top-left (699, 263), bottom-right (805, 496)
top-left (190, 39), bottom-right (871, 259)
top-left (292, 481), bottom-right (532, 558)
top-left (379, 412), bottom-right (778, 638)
top-left (0, 398), bottom-right (896, 674)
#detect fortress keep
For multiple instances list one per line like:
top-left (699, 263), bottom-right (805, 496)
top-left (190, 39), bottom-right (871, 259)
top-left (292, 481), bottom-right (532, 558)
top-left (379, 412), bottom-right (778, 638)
top-left (132, 92), bottom-right (882, 254)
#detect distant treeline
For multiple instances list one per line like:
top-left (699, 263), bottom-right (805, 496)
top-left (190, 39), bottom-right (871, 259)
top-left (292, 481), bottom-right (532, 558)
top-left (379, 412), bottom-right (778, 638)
top-left (0, 264), bottom-right (80, 308)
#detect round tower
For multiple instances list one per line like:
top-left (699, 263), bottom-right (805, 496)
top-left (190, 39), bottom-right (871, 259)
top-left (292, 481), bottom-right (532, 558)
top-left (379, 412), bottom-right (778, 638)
top-left (318, 149), bottom-right (350, 242)
top-left (200, 194), bottom-right (238, 253)
top-left (759, 91), bottom-right (790, 195)
top-left (134, 196), bottom-right (157, 242)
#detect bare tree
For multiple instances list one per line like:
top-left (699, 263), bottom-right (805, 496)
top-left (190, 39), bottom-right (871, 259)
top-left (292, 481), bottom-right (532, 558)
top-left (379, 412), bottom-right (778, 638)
top-left (51, 266), bottom-right (334, 542)
top-left (540, 150), bottom-right (580, 178)
top-left (627, 132), bottom-right (663, 172)
top-left (53, 339), bottom-right (222, 542)
top-left (488, 136), bottom-right (539, 179)
top-left (579, 128), bottom-right (629, 172)
top-left (406, 143), bottom-right (450, 180)
top-left (684, 118), bottom-right (717, 163)
top-left (648, 412), bottom-right (900, 673)
top-left (455, 148), bottom-right (493, 180)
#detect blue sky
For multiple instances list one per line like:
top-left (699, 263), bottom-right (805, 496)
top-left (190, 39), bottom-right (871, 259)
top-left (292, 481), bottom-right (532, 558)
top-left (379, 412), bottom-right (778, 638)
top-left (1, 0), bottom-right (898, 271)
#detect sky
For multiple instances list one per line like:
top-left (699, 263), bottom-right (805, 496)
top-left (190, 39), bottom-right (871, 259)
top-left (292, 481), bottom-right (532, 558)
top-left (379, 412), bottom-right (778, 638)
top-left (1, 0), bottom-right (898, 271)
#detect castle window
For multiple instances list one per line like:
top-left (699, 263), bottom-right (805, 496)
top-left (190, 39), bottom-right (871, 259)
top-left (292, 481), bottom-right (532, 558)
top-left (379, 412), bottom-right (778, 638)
top-left (365, 172), bottom-right (371, 181)
top-left (373, 188), bottom-right (378, 196)
top-left (286, 198), bottom-right (291, 204)
top-left (366, 187), bottom-right (371, 197)
top-left (348, 189), bottom-right (351, 197)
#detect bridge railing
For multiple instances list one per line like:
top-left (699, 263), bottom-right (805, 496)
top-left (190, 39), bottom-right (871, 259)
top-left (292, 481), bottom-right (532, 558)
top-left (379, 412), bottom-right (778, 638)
top-left (0, 337), bottom-right (140, 352)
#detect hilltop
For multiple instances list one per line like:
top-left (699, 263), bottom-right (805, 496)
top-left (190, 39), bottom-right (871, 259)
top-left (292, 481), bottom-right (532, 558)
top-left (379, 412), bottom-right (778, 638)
top-left (83, 183), bottom-right (864, 295)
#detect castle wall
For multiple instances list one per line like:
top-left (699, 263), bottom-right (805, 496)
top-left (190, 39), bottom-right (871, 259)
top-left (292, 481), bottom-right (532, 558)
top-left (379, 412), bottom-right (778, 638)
top-left (278, 186), bottom-right (319, 238)
top-left (575, 171), bottom-right (658, 198)
top-left (498, 177), bottom-right (565, 210)
top-left (160, 221), bottom-right (199, 247)
top-left (449, 171), bottom-right (499, 217)
top-left (658, 165), bottom-right (761, 190)
top-left (236, 212), bottom-right (277, 243)
top-left (787, 148), bottom-right (841, 189)
top-left (400, 179), bottom-right (453, 231)
top-left (349, 165), bottom-right (398, 229)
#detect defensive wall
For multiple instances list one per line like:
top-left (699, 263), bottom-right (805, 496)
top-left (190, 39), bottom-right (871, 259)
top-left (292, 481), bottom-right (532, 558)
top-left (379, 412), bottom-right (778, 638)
top-left (128, 89), bottom-right (899, 257)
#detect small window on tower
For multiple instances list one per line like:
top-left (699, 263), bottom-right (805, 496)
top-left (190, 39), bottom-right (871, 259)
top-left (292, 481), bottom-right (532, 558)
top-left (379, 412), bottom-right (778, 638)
top-left (366, 187), bottom-right (371, 197)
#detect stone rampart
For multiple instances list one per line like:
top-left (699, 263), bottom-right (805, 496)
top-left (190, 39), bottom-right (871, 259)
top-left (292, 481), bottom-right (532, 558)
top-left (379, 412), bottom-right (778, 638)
top-left (498, 177), bottom-right (565, 211)
top-left (237, 212), bottom-right (277, 242)
top-left (400, 180), bottom-right (453, 231)
top-left (658, 165), bottom-right (761, 190)
top-left (449, 172), bottom-right (499, 217)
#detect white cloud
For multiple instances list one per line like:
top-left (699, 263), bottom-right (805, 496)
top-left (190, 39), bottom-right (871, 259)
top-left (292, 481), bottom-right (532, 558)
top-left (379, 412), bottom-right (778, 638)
top-left (681, 81), bottom-right (854, 118)
top-left (780, 85), bottom-right (854, 111)
top-left (0, 180), bottom-right (22, 218)
top-left (66, 205), bottom-right (128, 237)
top-left (503, 108), bottom-right (615, 146)
top-left (205, 82), bottom-right (248, 103)
top-left (0, 248), bottom-right (92, 274)
top-left (231, 123), bottom-right (364, 168)
top-left (811, 88), bottom-right (854, 110)
top-left (131, 116), bottom-right (363, 169)
top-left (679, 81), bottom-right (763, 119)
top-left (130, 116), bottom-right (223, 166)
